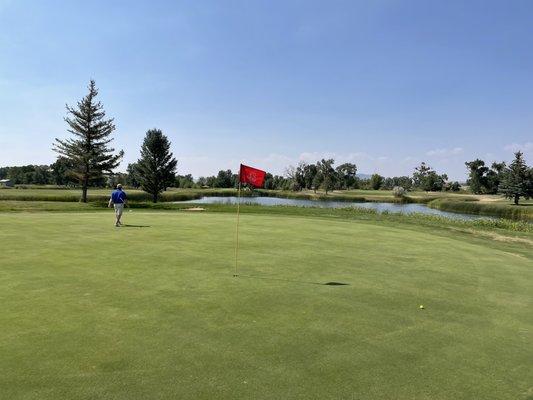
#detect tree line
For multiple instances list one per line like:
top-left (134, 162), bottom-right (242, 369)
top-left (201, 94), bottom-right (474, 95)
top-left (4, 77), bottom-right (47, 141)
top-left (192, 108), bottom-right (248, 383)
top-left (1, 80), bottom-right (532, 204)
top-left (465, 152), bottom-right (533, 204)
top-left (4, 152), bottom-right (531, 204)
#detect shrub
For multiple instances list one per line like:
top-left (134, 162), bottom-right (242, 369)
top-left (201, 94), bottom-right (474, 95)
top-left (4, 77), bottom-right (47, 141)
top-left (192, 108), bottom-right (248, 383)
top-left (393, 186), bottom-right (406, 198)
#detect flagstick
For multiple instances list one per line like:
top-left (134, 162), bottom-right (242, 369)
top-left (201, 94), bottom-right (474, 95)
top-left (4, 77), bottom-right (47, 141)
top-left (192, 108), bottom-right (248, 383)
top-left (234, 181), bottom-right (242, 277)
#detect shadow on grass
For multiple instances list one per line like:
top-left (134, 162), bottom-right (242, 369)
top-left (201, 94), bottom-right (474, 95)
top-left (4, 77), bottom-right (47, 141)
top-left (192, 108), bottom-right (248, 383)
top-left (235, 274), bottom-right (349, 287)
top-left (120, 224), bottom-right (151, 228)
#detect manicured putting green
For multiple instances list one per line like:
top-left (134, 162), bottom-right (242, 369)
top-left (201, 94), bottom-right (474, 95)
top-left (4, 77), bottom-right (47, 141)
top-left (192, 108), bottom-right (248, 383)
top-left (0, 212), bottom-right (531, 399)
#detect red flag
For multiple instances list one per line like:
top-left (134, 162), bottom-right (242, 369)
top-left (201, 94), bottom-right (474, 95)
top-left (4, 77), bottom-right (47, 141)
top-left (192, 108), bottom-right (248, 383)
top-left (239, 164), bottom-right (266, 188)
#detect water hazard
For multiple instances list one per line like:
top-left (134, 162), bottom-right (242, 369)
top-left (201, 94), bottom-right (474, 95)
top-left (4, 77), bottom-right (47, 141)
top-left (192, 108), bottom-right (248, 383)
top-left (180, 196), bottom-right (493, 221)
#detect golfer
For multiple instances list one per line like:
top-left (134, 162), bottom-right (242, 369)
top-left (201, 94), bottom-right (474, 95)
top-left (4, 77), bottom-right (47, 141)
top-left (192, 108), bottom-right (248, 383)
top-left (108, 184), bottom-right (127, 227)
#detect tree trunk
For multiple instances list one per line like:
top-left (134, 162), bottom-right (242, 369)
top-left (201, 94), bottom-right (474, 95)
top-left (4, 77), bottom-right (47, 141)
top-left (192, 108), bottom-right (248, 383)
top-left (81, 186), bottom-right (88, 203)
top-left (514, 194), bottom-right (519, 205)
top-left (81, 169), bottom-right (89, 203)
top-left (153, 193), bottom-right (158, 203)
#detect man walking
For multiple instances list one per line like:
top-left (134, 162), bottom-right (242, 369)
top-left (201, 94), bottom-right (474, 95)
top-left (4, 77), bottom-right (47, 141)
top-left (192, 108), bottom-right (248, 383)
top-left (108, 184), bottom-right (127, 227)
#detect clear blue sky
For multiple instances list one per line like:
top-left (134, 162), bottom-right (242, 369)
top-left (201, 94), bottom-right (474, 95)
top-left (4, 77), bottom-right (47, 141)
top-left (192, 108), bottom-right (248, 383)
top-left (1, 0), bottom-right (532, 180)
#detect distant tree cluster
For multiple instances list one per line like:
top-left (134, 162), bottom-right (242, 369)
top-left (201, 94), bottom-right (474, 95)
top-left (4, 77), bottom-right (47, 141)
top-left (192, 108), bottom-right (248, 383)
top-left (410, 153), bottom-right (533, 203)
top-left (465, 159), bottom-right (506, 194)
top-left (0, 165), bottom-right (54, 185)
top-left (381, 176), bottom-right (413, 191)
top-left (0, 160), bottom-right (88, 186)
top-left (278, 160), bottom-right (461, 193)
top-left (282, 159), bottom-right (357, 193)
top-left (263, 173), bottom-right (292, 190)
top-left (411, 162), bottom-right (449, 191)
top-left (466, 152), bottom-right (532, 204)
top-left (175, 174), bottom-right (195, 188)
top-left (195, 170), bottom-right (238, 188)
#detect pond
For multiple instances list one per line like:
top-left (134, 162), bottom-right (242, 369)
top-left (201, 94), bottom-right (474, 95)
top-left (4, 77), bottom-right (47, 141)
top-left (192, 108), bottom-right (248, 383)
top-left (180, 196), bottom-right (493, 221)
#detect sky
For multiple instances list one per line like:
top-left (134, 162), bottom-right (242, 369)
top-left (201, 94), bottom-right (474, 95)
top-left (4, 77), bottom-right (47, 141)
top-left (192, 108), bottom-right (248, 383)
top-left (0, 0), bottom-right (532, 180)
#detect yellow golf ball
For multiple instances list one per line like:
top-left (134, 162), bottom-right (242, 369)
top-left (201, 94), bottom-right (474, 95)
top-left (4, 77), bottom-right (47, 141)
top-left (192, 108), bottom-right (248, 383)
top-left (419, 305), bottom-right (425, 309)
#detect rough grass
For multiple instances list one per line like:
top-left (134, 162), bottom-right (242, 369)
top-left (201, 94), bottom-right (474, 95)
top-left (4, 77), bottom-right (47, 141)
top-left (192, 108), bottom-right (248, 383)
top-left (0, 211), bottom-right (532, 399)
top-left (429, 198), bottom-right (533, 222)
top-left (0, 188), bottom-right (236, 202)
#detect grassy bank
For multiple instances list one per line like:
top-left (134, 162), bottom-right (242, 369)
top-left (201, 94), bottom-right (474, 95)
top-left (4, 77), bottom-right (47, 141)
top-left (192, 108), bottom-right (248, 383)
top-left (428, 198), bottom-right (533, 222)
top-left (257, 189), bottom-right (458, 204)
top-left (257, 189), bottom-right (385, 202)
top-left (0, 188), bottom-right (237, 202)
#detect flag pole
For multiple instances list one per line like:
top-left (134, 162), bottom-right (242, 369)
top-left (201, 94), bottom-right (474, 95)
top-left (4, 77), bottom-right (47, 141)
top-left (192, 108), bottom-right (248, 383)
top-left (234, 180), bottom-right (242, 277)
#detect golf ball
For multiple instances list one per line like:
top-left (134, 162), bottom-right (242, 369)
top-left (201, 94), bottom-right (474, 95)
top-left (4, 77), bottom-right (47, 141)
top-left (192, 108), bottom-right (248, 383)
top-left (419, 305), bottom-right (424, 309)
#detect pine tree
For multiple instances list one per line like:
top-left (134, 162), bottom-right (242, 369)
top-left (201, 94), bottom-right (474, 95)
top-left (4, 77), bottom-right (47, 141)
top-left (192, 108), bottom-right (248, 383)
top-left (499, 151), bottom-right (532, 205)
top-left (134, 129), bottom-right (177, 202)
top-left (53, 80), bottom-right (123, 202)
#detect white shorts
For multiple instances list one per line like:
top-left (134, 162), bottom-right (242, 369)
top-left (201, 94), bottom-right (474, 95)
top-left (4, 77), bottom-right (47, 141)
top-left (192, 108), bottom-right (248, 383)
top-left (114, 203), bottom-right (124, 217)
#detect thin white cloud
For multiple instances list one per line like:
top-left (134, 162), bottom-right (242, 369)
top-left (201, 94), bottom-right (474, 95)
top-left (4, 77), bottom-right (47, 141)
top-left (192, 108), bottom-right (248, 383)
top-left (298, 151), bottom-right (377, 164)
top-left (426, 147), bottom-right (464, 157)
top-left (503, 142), bottom-right (533, 154)
top-left (247, 153), bottom-right (294, 175)
top-left (298, 151), bottom-right (336, 163)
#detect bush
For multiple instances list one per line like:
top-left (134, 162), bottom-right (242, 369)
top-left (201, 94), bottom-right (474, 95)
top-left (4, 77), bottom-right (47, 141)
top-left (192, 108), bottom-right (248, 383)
top-left (393, 186), bottom-right (406, 198)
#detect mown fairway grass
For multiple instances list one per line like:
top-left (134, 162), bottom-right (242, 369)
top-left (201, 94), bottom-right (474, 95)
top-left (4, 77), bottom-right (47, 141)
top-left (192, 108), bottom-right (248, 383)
top-left (1, 211), bottom-right (532, 399)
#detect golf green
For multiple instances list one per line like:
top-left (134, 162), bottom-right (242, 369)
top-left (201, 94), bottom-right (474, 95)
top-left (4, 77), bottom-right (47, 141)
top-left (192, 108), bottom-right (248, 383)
top-left (1, 211), bottom-right (531, 399)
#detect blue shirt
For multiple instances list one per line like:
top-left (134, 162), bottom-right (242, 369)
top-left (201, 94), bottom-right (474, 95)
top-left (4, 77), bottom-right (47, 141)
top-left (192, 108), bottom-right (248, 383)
top-left (111, 189), bottom-right (127, 204)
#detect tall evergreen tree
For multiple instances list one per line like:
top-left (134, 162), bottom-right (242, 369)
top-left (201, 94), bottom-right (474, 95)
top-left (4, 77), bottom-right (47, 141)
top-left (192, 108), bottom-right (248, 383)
top-left (134, 129), bottom-right (177, 202)
top-left (499, 151), bottom-right (532, 205)
top-left (53, 80), bottom-right (123, 202)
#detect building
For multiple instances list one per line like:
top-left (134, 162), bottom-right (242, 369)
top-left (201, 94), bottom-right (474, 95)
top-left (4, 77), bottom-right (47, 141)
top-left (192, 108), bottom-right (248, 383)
top-left (0, 179), bottom-right (13, 187)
